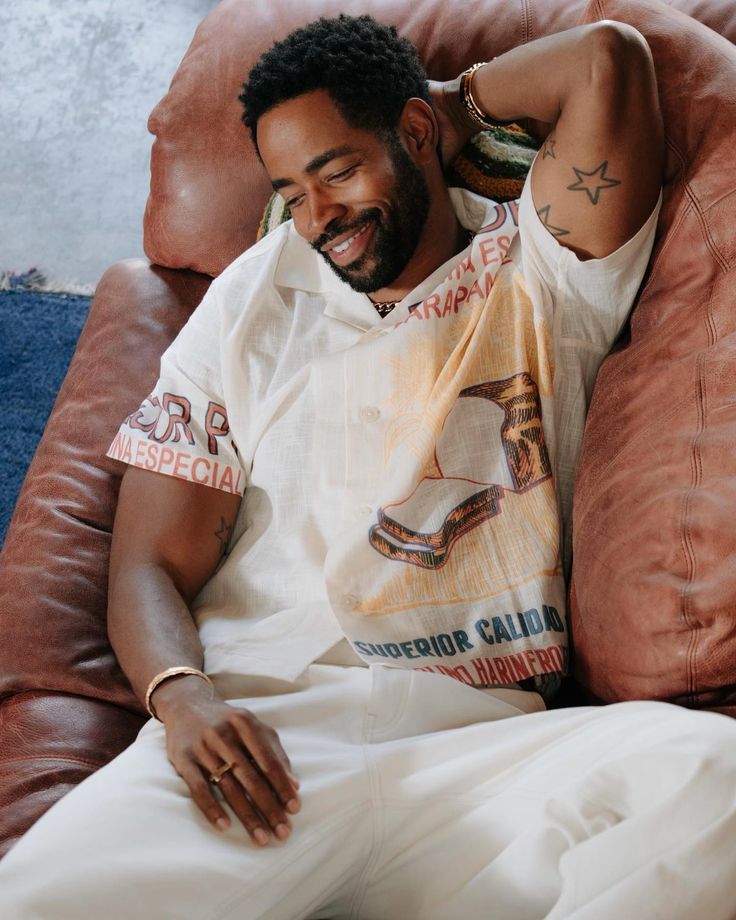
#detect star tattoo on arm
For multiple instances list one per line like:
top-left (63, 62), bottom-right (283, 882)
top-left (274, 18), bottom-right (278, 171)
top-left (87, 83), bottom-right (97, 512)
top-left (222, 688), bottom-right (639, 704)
top-left (542, 136), bottom-right (557, 160)
top-left (536, 204), bottom-right (570, 237)
top-left (214, 516), bottom-right (234, 557)
top-left (566, 160), bottom-right (621, 205)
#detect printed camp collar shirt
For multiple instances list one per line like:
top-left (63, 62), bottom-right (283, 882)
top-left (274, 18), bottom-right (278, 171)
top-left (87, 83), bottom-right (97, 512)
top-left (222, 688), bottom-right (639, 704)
top-left (109, 176), bottom-right (660, 702)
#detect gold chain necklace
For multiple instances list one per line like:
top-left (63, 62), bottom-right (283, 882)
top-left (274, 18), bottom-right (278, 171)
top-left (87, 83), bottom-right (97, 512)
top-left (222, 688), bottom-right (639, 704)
top-left (369, 229), bottom-right (476, 319)
top-left (371, 300), bottom-right (398, 318)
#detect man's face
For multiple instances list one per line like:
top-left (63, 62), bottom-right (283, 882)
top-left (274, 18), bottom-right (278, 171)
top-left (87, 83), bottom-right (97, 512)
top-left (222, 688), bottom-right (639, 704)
top-left (257, 90), bottom-right (430, 294)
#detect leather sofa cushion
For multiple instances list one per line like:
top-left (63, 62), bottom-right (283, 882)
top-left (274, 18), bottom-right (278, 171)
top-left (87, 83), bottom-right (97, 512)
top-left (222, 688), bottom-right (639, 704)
top-left (569, 0), bottom-right (736, 712)
top-left (0, 693), bottom-right (144, 858)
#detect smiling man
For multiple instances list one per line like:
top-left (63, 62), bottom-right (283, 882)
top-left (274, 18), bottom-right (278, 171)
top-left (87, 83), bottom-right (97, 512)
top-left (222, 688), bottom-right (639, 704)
top-left (3, 14), bottom-right (736, 920)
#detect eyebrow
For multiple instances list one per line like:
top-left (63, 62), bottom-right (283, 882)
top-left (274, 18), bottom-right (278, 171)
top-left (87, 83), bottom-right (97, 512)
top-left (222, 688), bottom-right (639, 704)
top-left (270, 145), bottom-right (359, 191)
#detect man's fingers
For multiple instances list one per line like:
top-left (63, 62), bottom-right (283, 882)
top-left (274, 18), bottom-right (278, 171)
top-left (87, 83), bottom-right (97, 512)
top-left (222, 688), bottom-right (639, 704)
top-left (232, 716), bottom-right (301, 813)
top-left (168, 706), bottom-right (300, 846)
top-left (220, 763), bottom-right (292, 841)
top-left (207, 734), bottom-right (295, 838)
top-left (197, 750), bottom-right (277, 846)
top-left (177, 761), bottom-right (231, 833)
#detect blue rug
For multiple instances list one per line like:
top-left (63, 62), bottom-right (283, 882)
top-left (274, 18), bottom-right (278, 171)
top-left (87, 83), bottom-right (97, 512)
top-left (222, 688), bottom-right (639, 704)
top-left (0, 290), bottom-right (91, 545)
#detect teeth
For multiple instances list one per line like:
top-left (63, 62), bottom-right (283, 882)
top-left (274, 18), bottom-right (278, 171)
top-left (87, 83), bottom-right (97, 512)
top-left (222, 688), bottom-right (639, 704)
top-left (332, 225), bottom-right (366, 254)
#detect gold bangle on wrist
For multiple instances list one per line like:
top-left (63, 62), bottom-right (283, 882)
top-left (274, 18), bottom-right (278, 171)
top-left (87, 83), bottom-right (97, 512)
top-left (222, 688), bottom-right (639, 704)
top-left (145, 666), bottom-right (213, 721)
top-left (459, 61), bottom-right (516, 130)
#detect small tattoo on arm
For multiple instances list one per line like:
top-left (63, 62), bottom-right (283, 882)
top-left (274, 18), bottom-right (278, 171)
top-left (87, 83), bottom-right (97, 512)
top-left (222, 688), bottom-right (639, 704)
top-left (542, 137), bottom-right (557, 160)
top-left (566, 160), bottom-right (621, 205)
top-left (214, 517), bottom-right (234, 557)
top-left (536, 205), bottom-right (570, 237)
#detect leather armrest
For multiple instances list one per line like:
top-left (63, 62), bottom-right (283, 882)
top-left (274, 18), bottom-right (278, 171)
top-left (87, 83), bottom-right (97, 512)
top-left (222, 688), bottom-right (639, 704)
top-left (0, 692), bottom-right (146, 858)
top-left (0, 260), bottom-right (210, 856)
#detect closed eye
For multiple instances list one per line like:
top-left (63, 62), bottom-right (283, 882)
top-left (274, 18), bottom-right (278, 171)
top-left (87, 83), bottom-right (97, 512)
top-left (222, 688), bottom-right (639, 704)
top-left (328, 165), bottom-right (358, 182)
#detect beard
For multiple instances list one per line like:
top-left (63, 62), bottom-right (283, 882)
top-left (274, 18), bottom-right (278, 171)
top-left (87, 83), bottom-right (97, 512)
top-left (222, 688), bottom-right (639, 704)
top-left (310, 137), bottom-right (431, 294)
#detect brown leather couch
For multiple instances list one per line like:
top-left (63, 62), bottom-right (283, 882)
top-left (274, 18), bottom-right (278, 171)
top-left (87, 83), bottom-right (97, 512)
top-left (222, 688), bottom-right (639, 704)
top-left (1, 0), bottom-right (734, 860)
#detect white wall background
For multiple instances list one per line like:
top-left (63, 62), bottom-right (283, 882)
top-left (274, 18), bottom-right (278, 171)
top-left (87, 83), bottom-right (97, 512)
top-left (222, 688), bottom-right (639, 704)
top-left (1, 0), bottom-right (218, 289)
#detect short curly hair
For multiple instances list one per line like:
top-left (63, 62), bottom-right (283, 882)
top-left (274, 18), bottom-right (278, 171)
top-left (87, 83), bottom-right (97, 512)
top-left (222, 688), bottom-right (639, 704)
top-left (240, 14), bottom-right (431, 149)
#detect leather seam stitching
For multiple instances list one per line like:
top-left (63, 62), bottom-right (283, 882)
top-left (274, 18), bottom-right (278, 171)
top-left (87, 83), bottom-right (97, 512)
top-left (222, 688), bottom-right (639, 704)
top-left (521, 0), bottom-right (533, 45)
top-left (0, 755), bottom-right (107, 770)
top-left (680, 285), bottom-right (717, 704)
top-left (683, 175), bottom-right (730, 273)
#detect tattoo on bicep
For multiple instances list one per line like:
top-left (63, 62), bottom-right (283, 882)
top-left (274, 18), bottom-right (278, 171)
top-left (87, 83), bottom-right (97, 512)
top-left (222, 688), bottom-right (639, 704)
top-left (542, 136), bottom-right (557, 160)
top-left (214, 516), bottom-right (234, 557)
top-left (536, 205), bottom-right (570, 237)
top-left (566, 160), bottom-right (621, 205)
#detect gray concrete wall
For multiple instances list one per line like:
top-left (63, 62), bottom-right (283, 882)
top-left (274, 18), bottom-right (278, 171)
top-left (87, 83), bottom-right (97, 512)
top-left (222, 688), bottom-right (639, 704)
top-left (1, 0), bottom-right (218, 289)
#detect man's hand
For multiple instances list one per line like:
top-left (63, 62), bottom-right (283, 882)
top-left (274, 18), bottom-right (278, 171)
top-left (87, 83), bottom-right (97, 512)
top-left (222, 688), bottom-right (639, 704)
top-left (153, 674), bottom-right (301, 845)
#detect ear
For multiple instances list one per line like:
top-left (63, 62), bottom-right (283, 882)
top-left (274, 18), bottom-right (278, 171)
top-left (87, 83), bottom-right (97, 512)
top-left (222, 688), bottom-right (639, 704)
top-left (397, 97), bottom-right (439, 165)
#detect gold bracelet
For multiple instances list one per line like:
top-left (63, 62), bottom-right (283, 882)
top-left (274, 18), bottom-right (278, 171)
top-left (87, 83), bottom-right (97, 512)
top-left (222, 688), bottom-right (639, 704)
top-left (459, 61), bottom-right (516, 130)
top-left (145, 666), bottom-right (213, 721)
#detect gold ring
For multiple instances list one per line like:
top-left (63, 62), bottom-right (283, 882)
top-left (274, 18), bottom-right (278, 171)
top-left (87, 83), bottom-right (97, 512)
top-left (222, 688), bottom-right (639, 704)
top-left (209, 762), bottom-right (235, 784)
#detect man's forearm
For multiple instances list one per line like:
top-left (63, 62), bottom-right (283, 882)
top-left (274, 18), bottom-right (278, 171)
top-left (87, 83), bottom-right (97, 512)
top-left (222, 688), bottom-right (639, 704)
top-left (459, 23), bottom-right (647, 129)
top-left (107, 560), bottom-right (212, 719)
top-left (105, 465), bottom-right (240, 719)
top-left (432, 20), bottom-right (662, 259)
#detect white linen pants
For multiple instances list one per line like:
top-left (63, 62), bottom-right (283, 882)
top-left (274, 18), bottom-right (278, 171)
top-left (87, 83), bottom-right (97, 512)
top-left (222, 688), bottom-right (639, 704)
top-left (2, 664), bottom-right (736, 920)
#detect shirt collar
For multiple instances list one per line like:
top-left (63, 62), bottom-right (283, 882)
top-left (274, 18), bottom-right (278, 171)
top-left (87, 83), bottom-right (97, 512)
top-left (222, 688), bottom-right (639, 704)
top-left (272, 188), bottom-right (503, 332)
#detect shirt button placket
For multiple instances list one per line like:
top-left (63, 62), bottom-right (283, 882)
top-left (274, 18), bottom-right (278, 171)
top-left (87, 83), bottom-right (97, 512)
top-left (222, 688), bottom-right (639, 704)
top-left (359, 405), bottom-right (381, 424)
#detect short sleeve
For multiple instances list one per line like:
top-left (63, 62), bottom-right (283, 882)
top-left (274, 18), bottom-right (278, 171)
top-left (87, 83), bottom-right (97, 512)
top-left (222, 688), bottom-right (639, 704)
top-left (516, 167), bottom-right (661, 575)
top-left (518, 165), bottom-right (662, 350)
top-left (106, 284), bottom-right (246, 496)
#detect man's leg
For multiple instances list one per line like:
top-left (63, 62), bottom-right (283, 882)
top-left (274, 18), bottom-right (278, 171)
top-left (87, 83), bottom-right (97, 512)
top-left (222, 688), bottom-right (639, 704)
top-left (6, 665), bottom-right (734, 919)
top-left (0, 666), bottom-right (382, 920)
top-left (351, 668), bottom-right (736, 920)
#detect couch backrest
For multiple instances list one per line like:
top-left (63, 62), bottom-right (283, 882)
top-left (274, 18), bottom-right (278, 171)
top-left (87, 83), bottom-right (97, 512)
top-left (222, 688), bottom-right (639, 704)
top-left (570, 0), bottom-right (736, 712)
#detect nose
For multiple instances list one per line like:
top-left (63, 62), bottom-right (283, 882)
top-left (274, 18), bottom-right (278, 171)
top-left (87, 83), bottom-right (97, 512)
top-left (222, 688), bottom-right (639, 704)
top-left (307, 189), bottom-right (347, 238)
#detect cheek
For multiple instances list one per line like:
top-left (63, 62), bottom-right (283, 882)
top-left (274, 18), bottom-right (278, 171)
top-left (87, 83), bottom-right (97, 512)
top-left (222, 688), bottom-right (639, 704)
top-left (353, 176), bottom-right (394, 208)
top-left (290, 208), bottom-right (309, 239)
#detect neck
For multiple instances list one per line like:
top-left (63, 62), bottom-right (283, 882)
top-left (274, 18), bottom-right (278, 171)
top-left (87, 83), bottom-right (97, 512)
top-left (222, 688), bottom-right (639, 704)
top-left (368, 188), bottom-right (466, 304)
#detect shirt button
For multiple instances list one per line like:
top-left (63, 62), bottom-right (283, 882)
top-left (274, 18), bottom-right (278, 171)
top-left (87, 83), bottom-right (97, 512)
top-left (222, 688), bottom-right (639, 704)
top-left (359, 406), bottom-right (381, 423)
top-left (341, 593), bottom-right (359, 610)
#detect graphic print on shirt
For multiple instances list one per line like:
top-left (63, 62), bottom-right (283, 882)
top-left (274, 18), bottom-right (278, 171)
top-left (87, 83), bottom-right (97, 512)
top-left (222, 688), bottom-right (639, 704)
top-left (107, 390), bottom-right (244, 495)
top-left (368, 371), bottom-right (552, 569)
top-left (324, 214), bottom-right (567, 699)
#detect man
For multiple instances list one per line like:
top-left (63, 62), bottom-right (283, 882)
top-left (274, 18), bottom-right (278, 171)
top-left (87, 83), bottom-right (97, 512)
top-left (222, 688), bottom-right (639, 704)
top-left (2, 14), bottom-right (736, 919)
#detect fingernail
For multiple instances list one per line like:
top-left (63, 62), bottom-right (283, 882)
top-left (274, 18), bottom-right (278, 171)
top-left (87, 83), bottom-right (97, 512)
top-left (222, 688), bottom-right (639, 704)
top-left (275, 823), bottom-right (290, 840)
top-left (254, 828), bottom-right (270, 846)
top-left (286, 798), bottom-right (300, 814)
top-left (216, 817), bottom-right (230, 831)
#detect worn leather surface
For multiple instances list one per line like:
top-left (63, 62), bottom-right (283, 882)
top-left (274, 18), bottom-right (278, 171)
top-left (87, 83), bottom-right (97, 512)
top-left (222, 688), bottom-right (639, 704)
top-left (570, 0), bottom-right (736, 706)
top-left (0, 693), bottom-right (144, 858)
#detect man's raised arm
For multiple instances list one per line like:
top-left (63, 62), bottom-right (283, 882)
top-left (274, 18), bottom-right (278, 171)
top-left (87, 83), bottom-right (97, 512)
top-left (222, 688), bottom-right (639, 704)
top-left (107, 467), bottom-right (300, 845)
top-left (432, 21), bottom-right (664, 259)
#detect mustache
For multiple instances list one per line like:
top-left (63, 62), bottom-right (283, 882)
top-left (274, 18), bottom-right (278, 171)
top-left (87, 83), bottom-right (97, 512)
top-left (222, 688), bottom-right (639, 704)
top-left (310, 208), bottom-right (382, 252)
